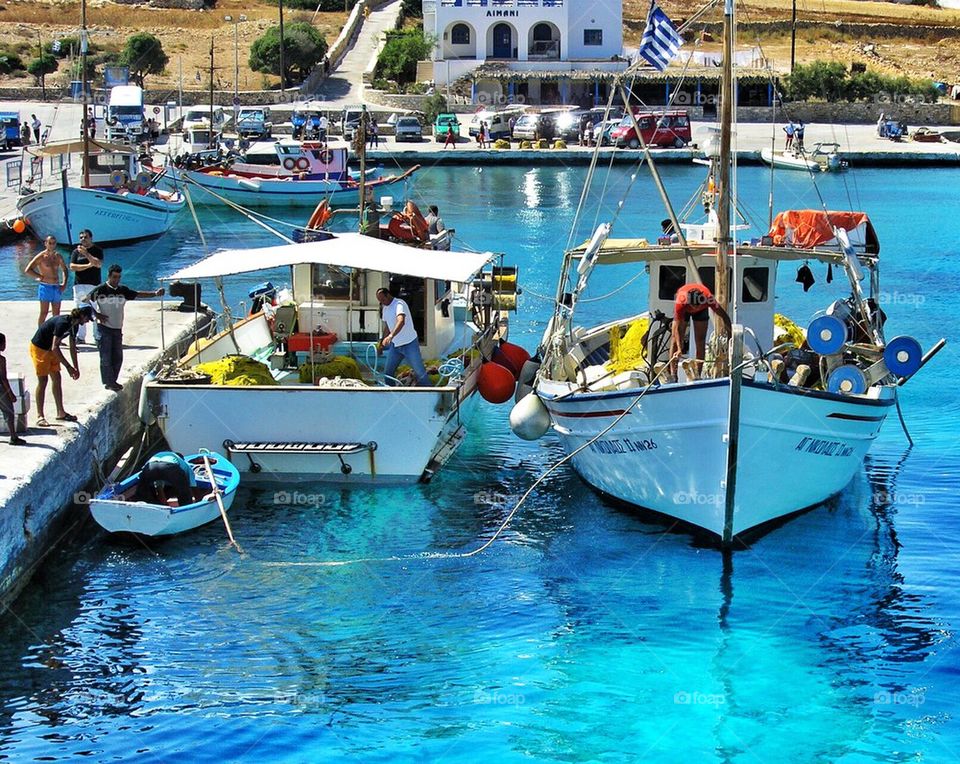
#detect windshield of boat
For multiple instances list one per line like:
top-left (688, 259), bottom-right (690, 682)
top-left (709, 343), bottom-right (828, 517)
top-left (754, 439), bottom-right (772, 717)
top-left (311, 265), bottom-right (362, 302)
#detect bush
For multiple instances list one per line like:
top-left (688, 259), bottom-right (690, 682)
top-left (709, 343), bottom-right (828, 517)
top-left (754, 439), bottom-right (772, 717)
top-left (400, 0), bottom-right (422, 18)
top-left (784, 60), bottom-right (939, 103)
top-left (27, 53), bottom-right (58, 81)
top-left (0, 51), bottom-right (25, 75)
top-left (375, 28), bottom-right (433, 86)
top-left (421, 92), bottom-right (448, 126)
top-left (270, 0), bottom-right (357, 9)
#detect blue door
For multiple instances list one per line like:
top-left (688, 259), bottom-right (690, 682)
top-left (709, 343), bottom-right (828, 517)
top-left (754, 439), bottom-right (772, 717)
top-left (493, 24), bottom-right (512, 58)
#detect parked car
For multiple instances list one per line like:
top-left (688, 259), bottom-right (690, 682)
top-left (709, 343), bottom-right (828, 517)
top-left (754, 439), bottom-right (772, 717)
top-left (610, 109), bottom-right (692, 149)
top-left (236, 107), bottom-right (272, 139)
top-left (512, 113), bottom-right (557, 142)
top-left (394, 116), bottom-right (423, 142)
top-left (593, 117), bottom-right (623, 146)
top-left (433, 113), bottom-right (460, 141)
top-left (341, 106), bottom-right (364, 140)
top-left (183, 106), bottom-right (226, 132)
top-left (0, 111), bottom-right (20, 149)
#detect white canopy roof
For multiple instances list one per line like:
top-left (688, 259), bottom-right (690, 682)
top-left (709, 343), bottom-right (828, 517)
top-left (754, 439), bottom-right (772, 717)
top-left (162, 232), bottom-right (494, 283)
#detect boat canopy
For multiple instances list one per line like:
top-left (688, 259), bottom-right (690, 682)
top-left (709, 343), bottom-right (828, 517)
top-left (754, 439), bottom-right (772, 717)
top-left (569, 238), bottom-right (855, 266)
top-left (162, 232), bottom-right (495, 283)
top-left (768, 210), bottom-right (880, 254)
top-left (30, 139), bottom-right (135, 157)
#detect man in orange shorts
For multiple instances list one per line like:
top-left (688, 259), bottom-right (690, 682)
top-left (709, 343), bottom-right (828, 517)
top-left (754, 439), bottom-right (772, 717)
top-left (669, 283), bottom-right (732, 380)
top-left (29, 307), bottom-right (92, 426)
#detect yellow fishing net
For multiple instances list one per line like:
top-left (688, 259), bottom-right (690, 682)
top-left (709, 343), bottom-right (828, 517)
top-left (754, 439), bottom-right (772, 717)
top-left (773, 313), bottom-right (806, 350)
top-left (194, 355), bottom-right (277, 386)
top-left (298, 356), bottom-right (363, 383)
top-left (606, 318), bottom-right (650, 374)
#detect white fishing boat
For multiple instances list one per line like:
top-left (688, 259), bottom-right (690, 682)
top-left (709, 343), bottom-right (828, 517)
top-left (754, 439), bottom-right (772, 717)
top-left (89, 451), bottom-right (240, 536)
top-left (145, 232), bottom-right (518, 482)
top-left (17, 139), bottom-right (185, 246)
top-left (15, 2), bottom-right (184, 247)
top-left (162, 141), bottom-right (416, 208)
top-left (510, 0), bottom-right (938, 545)
top-left (760, 142), bottom-right (846, 173)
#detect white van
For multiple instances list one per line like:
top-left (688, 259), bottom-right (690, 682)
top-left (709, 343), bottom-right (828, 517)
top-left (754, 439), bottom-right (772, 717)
top-left (105, 85), bottom-right (145, 143)
top-left (341, 106), bottom-right (364, 140)
top-left (183, 106), bottom-right (226, 132)
top-left (468, 109), bottom-right (519, 141)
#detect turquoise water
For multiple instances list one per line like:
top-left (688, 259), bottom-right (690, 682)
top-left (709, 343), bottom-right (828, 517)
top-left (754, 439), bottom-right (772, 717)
top-left (1, 164), bottom-right (959, 761)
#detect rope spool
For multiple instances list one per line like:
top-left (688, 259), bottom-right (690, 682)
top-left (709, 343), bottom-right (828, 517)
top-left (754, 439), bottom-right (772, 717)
top-left (883, 335), bottom-right (922, 377)
top-left (135, 171), bottom-right (152, 192)
top-left (827, 364), bottom-right (868, 395)
top-left (807, 314), bottom-right (848, 355)
top-left (109, 169), bottom-right (126, 189)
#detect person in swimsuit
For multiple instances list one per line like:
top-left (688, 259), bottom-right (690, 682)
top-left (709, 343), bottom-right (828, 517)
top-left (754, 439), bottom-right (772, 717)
top-left (669, 283), bottom-right (732, 380)
top-left (23, 235), bottom-right (69, 326)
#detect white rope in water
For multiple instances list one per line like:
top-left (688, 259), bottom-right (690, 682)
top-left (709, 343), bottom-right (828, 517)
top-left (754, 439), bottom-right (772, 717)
top-left (263, 365), bottom-right (671, 568)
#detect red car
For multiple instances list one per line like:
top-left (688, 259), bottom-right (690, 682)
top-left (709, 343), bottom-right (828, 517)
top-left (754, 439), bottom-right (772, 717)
top-left (611, 110), bottom-right (692, 149)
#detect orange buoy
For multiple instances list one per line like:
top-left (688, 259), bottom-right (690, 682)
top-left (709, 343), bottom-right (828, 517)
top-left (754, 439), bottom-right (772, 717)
top-left (477, 362), bottom-right (516, 404)
top-left (12, 218), bottom-right (26, 234)
top-left (493, 342), bottom-right (531, 380)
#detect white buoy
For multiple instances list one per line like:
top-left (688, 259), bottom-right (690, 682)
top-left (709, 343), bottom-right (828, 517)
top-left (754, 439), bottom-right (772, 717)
top-left (510, 393), bottom-right (551, 441)
top-left (138, 371), bottom-right (156, 425)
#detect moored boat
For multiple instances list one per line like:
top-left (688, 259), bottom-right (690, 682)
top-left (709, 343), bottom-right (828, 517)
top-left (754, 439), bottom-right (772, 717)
top-left (89, 451), bottom-right (240, 536)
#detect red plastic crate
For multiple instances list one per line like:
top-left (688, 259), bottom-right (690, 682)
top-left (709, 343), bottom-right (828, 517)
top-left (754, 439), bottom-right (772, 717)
top-left (287, 332), bottom-right (338, 352)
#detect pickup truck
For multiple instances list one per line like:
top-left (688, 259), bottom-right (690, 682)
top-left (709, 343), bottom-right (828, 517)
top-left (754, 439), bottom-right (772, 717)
top-left (433, 113), bottom-right (460, 142)
top-left (236, 107), bottom-right (272, 139)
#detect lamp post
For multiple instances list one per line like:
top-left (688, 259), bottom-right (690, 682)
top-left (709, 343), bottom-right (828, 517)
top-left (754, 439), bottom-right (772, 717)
top-left (279, 0), bottom-right (286, 96)
top-left (224, 14), bottom-right (247, 122)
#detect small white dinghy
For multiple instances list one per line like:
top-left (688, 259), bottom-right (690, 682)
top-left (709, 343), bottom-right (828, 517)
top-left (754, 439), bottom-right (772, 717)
top-left (760, 147), bottom-right (821, 172)
top-left (89, 451), bottom-right (240, 536)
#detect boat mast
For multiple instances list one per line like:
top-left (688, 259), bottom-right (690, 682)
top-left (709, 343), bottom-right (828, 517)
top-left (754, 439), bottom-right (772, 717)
top-left (208, 36), bottom-right (215, 149)
top-left (358, 106), bottom-right (367, 232)
top-left (715, 0), bottom-right (734, 314)
top-left (81, 0), bottom-right (90, 187)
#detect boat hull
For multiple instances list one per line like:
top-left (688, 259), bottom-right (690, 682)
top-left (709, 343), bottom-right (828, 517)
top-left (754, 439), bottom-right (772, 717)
top-left (150, 384), bottom-right (469, 482)
top-left (17, 186), bottom-right (184, 246)
top-left (170, 167), bottom-right (405, 207)
top-left (89, 452), bottom-right (240, 536)
top-left (538, 378), bottom-right (893, 539)
top-left (759, 148), bottom-right (821, 172)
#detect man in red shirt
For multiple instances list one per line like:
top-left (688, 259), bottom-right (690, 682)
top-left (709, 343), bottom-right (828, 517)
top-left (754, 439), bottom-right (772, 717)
top-left (669, 283), bottom-right (732, 380)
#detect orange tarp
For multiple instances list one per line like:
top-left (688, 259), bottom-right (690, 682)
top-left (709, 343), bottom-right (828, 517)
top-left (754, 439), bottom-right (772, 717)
top-left (768, 210), bottom-right (873, 250)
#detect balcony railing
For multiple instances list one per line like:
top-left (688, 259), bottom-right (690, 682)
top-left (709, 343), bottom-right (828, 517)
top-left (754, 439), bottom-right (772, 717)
top-left (528, 40), bottom-right (560, 59)
top-left (439, 0), bottom-right (563, 6)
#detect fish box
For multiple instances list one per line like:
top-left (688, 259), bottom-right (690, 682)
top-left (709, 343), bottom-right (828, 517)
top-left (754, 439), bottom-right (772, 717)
top-left (286, 332), bottom-right (337, 353)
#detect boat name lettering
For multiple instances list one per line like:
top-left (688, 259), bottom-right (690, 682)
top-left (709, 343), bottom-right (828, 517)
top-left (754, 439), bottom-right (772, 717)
top-left (589, 438), bottom-right (658, 455)
top-left (93, 209), bottom-right (136, 222)
top-left (794, 437), bottom-right (853, 457)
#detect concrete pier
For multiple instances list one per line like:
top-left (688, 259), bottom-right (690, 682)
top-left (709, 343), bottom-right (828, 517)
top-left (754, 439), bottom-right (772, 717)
top-left (0, 301), bottom-right (210, 607)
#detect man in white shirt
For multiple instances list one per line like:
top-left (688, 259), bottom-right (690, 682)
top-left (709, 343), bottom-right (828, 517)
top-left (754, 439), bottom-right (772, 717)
top-left (376, 287), bottom-right (430, 385)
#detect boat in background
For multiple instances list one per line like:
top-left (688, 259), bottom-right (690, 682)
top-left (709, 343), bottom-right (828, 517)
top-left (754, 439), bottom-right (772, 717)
top-left (162, 141), bottom-right (417, 208)
top-left (760, 142), bottom-right (846, 172)
top-left (17, 139), bottom-right (185, 246)
top-left (89, 451), bottom-right (240, 536)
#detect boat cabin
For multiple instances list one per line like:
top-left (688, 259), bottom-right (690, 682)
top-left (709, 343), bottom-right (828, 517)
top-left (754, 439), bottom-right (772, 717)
top-left (31, 139), bottom-right (146, 191)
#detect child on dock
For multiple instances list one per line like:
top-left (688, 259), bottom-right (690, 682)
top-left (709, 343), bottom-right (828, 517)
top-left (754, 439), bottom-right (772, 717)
top-left (0, 333), bottom-right (26, 445)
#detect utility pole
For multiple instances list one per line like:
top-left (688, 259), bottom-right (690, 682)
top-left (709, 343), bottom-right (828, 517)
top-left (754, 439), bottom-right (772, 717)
top-left (209, 35), bottom-right (216, 147)
top-left (279, 0), bottom-right (286, 97)
top-left (790, 0), bottom-right (797, 73)
top-left (38, 30), bottom-right (46, 100)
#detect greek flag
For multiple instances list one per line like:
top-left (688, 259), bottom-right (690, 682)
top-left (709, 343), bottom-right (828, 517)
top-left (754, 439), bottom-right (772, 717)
top-left (639, 2), bottom-right (683, 71)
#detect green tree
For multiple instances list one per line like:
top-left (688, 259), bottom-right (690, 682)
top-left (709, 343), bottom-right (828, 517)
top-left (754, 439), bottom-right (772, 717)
top-left (0, 52), bottom-right (25, 75)
top-left (421, 92), bottom-right (448, 126)
top-left (27, 52), bottom-right (58, 82)
top-left (120, 32), bottom-right (168, 87)
top-left (400, 0), bottom-right (422, 18)
top-left (249, 22), bottom-right (328, 86)
top-left (784, 60), bottom-right (847, 101)
top-left (375, 29), bottom-right (433, 86)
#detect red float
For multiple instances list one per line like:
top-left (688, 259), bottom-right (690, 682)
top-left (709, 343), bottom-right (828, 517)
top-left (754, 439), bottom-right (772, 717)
top-left (477, 362), bottom-right (516, 404)
top-left (493, 341), bottom-right (531, 380)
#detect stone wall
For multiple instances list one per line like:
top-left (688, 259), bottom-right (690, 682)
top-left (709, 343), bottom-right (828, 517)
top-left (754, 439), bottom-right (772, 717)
top-left (111, 0), bottom-right (205, 8)
top-left (739, 102), bottom-right (960, 126)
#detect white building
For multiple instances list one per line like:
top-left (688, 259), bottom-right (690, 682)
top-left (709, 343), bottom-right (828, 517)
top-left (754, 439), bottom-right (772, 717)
top-left (423, 0), bottom-right (629, 106)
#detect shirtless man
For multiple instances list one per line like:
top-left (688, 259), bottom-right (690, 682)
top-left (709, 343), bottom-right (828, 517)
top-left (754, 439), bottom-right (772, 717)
top-left (23, 236), bottom-right (69, 326)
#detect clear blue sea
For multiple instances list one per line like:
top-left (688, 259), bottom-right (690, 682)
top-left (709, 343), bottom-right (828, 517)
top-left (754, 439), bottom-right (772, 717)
top-left (1, 163), bottom-right (959, 761)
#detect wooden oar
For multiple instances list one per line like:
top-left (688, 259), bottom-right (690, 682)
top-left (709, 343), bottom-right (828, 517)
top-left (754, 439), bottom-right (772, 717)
top-left (201, 452), bottom-right (242, 553)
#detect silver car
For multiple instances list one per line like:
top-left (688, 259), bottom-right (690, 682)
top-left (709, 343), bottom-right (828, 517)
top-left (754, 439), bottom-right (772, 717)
top-left (394, 116), bottom-right (423, 142)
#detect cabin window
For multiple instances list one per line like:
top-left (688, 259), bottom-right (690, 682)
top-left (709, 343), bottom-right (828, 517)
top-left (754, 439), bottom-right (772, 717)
top-left (311, 265), bottom-right (362, 302)
top-left (742, 267), bottom-right (769, 303)
top-left (657, 265), bottom-right (687, 300)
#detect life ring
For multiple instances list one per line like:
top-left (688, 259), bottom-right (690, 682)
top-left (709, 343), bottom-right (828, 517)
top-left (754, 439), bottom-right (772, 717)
top-left (295, 156), bottom-right (310, 171)
top-left (282, 157), bottom-right (297, 171)
top-left (109, 169), bottom-right (125, 189)
top-left (307, 198), bottom-right (332, 230)
top-left (318, 149), bottom-right (334, 164)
